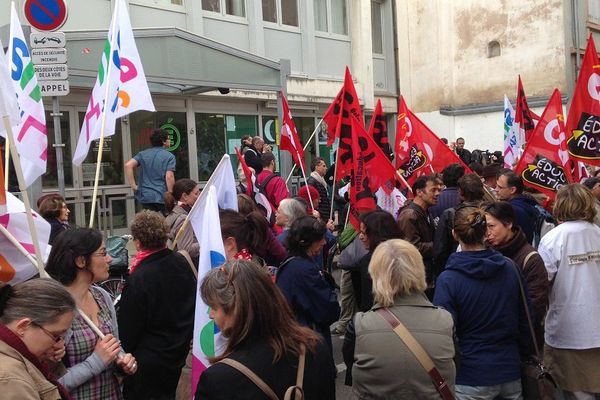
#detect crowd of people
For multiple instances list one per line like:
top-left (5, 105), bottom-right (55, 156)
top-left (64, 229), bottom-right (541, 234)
top-left (2, 131), bottom-right (600, 400)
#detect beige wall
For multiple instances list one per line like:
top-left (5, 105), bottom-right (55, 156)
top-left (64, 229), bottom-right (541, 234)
top-left (397, 0), bottom-right (568, 112)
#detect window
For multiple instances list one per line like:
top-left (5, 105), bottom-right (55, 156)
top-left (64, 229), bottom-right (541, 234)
top-left (202, 0), bottom-right (246, 17)
top-left (314, 0), bottom-right (347, 35)
top-left (371, 1), bottom-right (383, 54)
top-left (44, 111), bottom-right (73, 189)
top-left (487, 40), bottom-right (501, 58)
top-left (262, 0), bottom-right (298, 27)
top-left (590, 0), bottom-right (600, 22)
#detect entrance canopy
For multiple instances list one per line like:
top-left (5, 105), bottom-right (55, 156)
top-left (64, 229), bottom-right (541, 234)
top-left (65, 27), bottom-right (283, 94)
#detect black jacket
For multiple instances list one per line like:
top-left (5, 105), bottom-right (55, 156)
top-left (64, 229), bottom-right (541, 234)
top-left (307, 175), bottom-right (331, 221)
top-left (195, 338), bottom-right (336, 400)
top-left (118, 248), bottom-right (196, 399)
top-left (243, 146), bottom-right (263, 174)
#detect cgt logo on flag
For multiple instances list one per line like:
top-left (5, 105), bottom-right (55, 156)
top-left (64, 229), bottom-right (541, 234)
top-left (398, 145), bottom-right (428, 179)
top-left (521, 155), bottom-right (568, 193)
top-left (567, 112), bottom-right (600, 161)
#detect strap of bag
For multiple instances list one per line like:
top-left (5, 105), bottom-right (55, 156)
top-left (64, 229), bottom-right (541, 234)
top-left (178, 250), bottom-right (198, 280)
top-left (284, 345), bottom-right (306, 400)
top-left (508, 259), bottom-right (541, 359)
top-left (523, 251), bottom-right (538, 271)
top-left (376, 308), bottom-right (454, 400)
top-left (219, 358), bottom-right (279, 400)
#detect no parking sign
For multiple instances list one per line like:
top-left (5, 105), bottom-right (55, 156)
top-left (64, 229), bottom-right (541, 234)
top-left (24, 0), bottom-right (68, 32)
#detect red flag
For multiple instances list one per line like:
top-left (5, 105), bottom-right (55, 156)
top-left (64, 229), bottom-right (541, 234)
top-left (323, 67), bottom-right (363, 182)
top-left (515, 89), bottom-right (573, 199)
top-left (515, 76), bottom-right (539, 143)
top-left (368, 99), bottom-right (392, 160)
top-left (394, 96), bottom-right (471, 187)
top-left (279, 93), bottom-right (305, 168)
top-left (348, 117), bottom-right (377, 229)
top-left (235, 147), bottom-right (254, 196)
top-left (566, 34), bottom-right (600, 165)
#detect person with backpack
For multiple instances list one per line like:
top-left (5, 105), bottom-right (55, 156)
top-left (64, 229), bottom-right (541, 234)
top-left (195, 259), bottom-right (336, 400)
top-left (256, 152), bottom-right (290, 213)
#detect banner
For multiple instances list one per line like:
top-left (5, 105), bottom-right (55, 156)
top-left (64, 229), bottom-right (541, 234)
top-left (515, 89), bottom-right (572, 198)
top-left (503, 95), bottom-right (520, 168)
top-left (73, 0), bottom-right (155, 165)
top-left (368, 99), bottom-right (392, 160)
top-left (565, 34), bottom-right (600, 165)
top-left (0, 37), bottom-right (20, 132)
top-left (514, 76), bottom-right (538, 145)
top-left (7, 3), bottom-right (47, 186)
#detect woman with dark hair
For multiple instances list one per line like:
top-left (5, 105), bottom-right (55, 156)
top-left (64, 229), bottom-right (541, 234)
top-left (165, 179), bottom-right (201, 261)
top-left (538, 184), bottom-right (600, 398)
top-left (434, 207), bottom-right (530, 399)
top-left (194, 260), bottom-right (336, 399)
top-left (45, 228), bottom-right (137, 399)
top-left (276, 216), bottom-right (340, 352)
top-left (118, 211), bottom-right (196, 400)
top-left (220, 209), bottom-right (286, 267)
top-left (0, 279), bottom-right (75, 399)
top-left (38, 194), bottom-right (71, 245)
top-left (485, 201), bottom-right (548, 344)
top-left (345, 210), bottom-right (401, 312)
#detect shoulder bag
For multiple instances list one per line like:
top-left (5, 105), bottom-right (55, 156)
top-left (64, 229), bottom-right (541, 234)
top-left (376, 308), bottom-right (454, 400)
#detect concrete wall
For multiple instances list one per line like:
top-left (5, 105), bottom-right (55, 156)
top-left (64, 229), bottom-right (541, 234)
top-left (396, 0), bottom-right (568, 112)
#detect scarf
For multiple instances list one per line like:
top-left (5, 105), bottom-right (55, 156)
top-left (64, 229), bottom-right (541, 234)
top-left (130, 246), bottom-right (166, 274)
top-left (310, 171), bottom-right (328, 193)
top-left (0, 323), bottom-right (71, 400)
top-left (233, 249), bottom-right (253, 261)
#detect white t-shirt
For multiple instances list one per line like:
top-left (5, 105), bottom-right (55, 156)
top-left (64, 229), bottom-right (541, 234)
top-left (538, 220), bottom-right (600, 349)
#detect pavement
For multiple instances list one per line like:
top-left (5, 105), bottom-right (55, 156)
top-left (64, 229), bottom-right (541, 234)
top-left (330, 264), bottom-right (354, 399)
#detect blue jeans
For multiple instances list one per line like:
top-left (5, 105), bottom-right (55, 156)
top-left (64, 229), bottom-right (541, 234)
top-left (455, 379), bottom-right (523, 400)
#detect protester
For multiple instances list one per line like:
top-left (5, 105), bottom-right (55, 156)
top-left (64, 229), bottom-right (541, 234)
top-left (484, 201), bottom-right (548, 344)
top-left (275, 198), bottom-right (307, 244)
top-left (495, 169), bottom-right (539, 243)
top-left (433, 173), bottom-right (485, 275)
top-left (583, 177), bottom-right (600, 226)
top-left (243, 136), bottom-right (264, 174)
top-left (538, 184), bottom-right (600, 398)
top-left (455, 137), bottom-right (472, 165)
top-left (165, 178), bottom-right (201, 263)
top-left (235, 197), bottom-right (287, 267)
top-left (346, 210), bottom-right (401, 312)
top-left (343, 239), bottom-right (455, 396)
top-left (256, 152), bottom-right (290, 210)
top-left (276, 216), bottom-right (340, 352)
top-left (45, 228), bottom-right (137, 399)
top-left (38, 194), bottom-right (71, 245)
top-left (434, 206), bottom-right (530, 399)
top-left (307, 157), bottom-right (332, 220)
top-left (194, 259), bottom-right (336, 399)
top-left (397, 174), bottom-right (440, 287)
top-left (482, 163), bottom-right (501, 192)
top-left (118, 211), bottom-right (196, 400)
top-left (219, 209), bottom-right (285, 267)
top-left (0, 279), bottom-right (75, 399)
top-left (125, 129), bottom-right (175, 213)
top-left (429, 163), bottom-right (465, 222)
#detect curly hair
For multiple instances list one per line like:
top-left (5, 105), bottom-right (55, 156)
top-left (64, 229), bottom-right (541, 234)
top-left (130, 210), bottom-right (169, 250)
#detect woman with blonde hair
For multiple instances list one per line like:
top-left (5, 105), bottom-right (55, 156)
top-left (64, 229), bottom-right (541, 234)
top-left (195, 259), bottom-right (335, 399)
top-left (539, 184), bottom-right (600, 398)
top-left (434, 206), bottom-right (530, 399)
top-left (343, 239), bottom-right (455, 398)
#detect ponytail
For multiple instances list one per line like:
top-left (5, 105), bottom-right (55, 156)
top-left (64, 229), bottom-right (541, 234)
top-left (453, 206), bottom-right (486, 245)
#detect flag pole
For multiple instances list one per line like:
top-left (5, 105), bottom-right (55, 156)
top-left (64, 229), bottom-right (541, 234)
top-left (295, 151), bottom-right (315, 212)
top-left (328, 142), bottom-right (341, 221)
top-left (2, 116), bottom-right (47, 277)
top-left (88, 0), bottom-right (120, 228)
top-left (171, 154), bottom-right (230, 250)
top-left (285, 118), bottom-right (324, 184)
top-left (3, 136), bottom-right (9, 188)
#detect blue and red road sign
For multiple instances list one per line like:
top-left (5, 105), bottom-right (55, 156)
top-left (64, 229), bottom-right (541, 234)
top-left (24, 0), bottom-right (68, 32)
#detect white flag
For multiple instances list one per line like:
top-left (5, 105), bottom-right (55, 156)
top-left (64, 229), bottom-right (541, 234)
top-left (73, 0), bottom-right (155, 165)
top-left (190, 185), bottom-right (226, 393)
top-left (7, 2), bottom-right (47, 186)
top-left (0, 37), bottom-right (20, 129)
top-left (503, 95), bottom-right (520, 168)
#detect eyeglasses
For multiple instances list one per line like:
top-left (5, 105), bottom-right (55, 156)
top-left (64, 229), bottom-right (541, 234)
top-left (92, 250), bottom-right (108, 257)
top-left (34, 323), bottom-right (64, 343)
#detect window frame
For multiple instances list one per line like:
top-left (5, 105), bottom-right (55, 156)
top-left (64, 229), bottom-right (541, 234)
top-left (261, 0), bottom-right (301, 30)
top-left (314, 0), bottom-right (349, 37)
top-left (201, 0), bottom-right (248, 20)
top-left (129, 0), bottom-right (186, 13)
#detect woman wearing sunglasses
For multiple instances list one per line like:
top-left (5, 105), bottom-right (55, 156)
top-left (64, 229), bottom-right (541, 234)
top-left (46, 228), bottom-right (137, 400)
top-left (0, 278), bottom-right (75, 399)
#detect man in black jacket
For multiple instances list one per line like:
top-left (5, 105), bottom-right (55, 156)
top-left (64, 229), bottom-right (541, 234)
top-left (243, 136), bottom-right (264, 173)
top-left (307, 157), bottom-right (331, 221)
